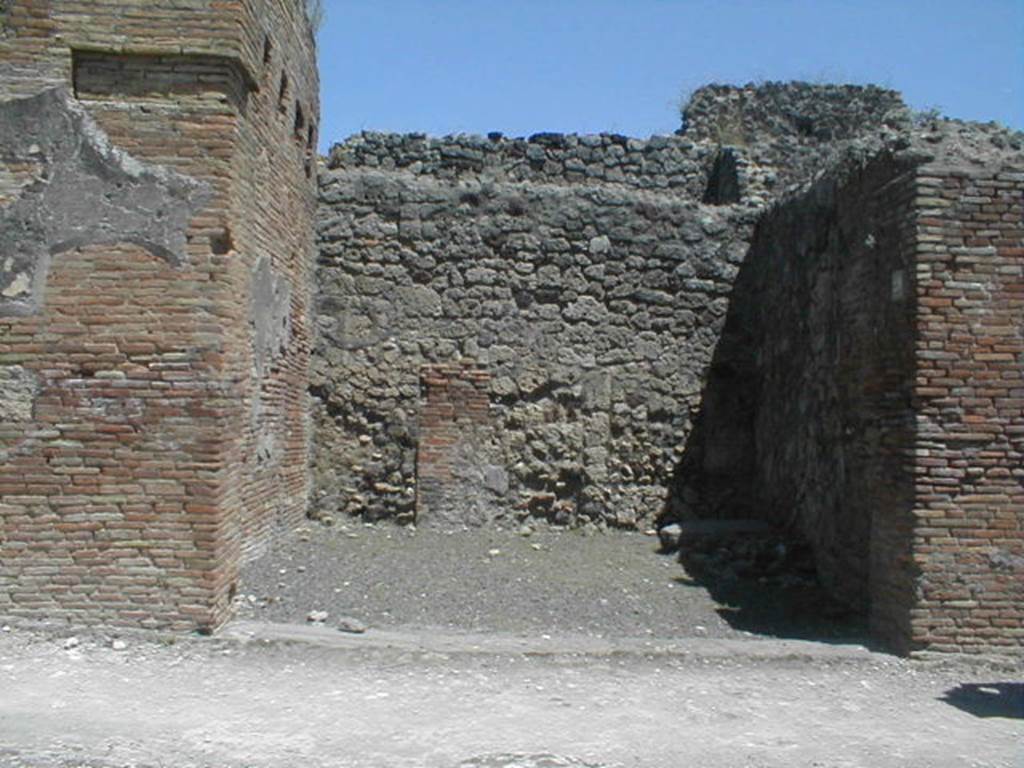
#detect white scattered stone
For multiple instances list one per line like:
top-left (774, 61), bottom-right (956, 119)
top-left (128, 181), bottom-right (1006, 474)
top-left (336, 617), bottom-right (368, 634)
top-left (487, 548), bottom-right (501, 557)
top-left (111, 639), bottom-right (127, 651)
top-left (62, 637), bottom-right (80, 650)
top-left (306, 610), bottom-right (329, 623)
top-left (589, 235), bottom-right (611, 255)
top-left (1, 625), bottom-right (10, 633)
top-left (657, 523), bottom-right (684, 551)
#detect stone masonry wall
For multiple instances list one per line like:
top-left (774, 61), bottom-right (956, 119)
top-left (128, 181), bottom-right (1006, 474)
top-left (314, 132), bottom-right (760, 528)
top-left (312, 87), bottom-right (909, 530)
top-left (682, 82), bottom-right (910, 199)
top-left (0, 0), bottom-right (317, 631)
top-left (311, 86), bottom-right (914, 531)
top-left (313, 93), bottom-right (1022, 655)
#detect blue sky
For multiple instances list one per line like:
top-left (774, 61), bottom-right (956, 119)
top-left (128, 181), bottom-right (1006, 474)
top-left (315, 0), bottom-right (1024, 151)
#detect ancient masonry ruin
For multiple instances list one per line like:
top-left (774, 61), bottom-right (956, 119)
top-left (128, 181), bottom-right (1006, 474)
top-left (0, 2), bottom-right (1021, 656)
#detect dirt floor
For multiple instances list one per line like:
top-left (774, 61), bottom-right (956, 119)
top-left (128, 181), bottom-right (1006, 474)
top-left (235, 522), bottom-right (864, 643)
top-left (1, 523), bottom-right (1021, 767)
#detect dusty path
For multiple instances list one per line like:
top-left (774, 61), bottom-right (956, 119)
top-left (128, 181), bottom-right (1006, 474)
top-left (0, 625), bottom-right (1020, 768)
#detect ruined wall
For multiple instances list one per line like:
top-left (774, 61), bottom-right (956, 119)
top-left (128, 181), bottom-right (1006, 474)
top-left (314, 131), bottom-right (759, 528)
top-left (0, 0), bottom-right (317, 630)
top-left (224, 0), bottom-right (319, 561)
top-left (683, 82), bottom-right (909, 198)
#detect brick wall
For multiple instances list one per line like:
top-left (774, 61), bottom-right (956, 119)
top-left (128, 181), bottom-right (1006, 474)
top-left (0, 0), bottom-right (318, 631)
top-left (416, 363), bottom-right (497, 526)
top-left (908, 163), bottom-right (1024, 654)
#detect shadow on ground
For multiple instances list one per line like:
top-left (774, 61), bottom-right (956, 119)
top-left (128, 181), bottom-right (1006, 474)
top-left (940, 683), bottom-right (1024, 720)
top-left (655, 522), bottom-right (868, 644)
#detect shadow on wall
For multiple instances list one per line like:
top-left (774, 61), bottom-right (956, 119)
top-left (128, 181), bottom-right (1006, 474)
top-left (940, 684), bottom-right (1024, 720)
top-left (654, 251), bottom-right (866, 643)
top-left (659, 239), bottom-right (760, 525)
top-left (656, 155), bottom-right (919, 647)
top-left (651, 214), bottom-right (844, 644)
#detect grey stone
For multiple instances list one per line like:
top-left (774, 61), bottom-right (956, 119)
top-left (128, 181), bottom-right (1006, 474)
top-left (483, 466), bottom-right (509, 496)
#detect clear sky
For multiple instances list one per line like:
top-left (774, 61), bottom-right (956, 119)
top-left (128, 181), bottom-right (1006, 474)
top-left (315, 0), bottom-right (1024, 152)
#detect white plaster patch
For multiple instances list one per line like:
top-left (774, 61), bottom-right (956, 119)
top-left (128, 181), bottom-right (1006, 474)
top-left (2, 271), bottom-right (30, 298)
top-left (0, 365), bottom-right (39, 422)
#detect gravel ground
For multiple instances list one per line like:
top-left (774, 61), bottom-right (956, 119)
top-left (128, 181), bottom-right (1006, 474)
top-left (237, 522), bottom-right (864, 642)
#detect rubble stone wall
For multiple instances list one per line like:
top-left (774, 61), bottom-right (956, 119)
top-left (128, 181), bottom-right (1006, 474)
top-left (314, 132), bottom-right (758, 528)
top-left (0, 7), bottom-right (1018, 661)
top-left (0, 0), bottom-right (318, 631)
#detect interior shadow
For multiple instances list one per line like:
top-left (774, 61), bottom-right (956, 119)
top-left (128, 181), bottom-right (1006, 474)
top-left (658, 152), bottom-right (928, 650)
top-left (658, 527), bottom-right (868, 644)
top-left (940, 683), bottom-right (1024, 720)
top-left (655, 217), bottom-right (864, 644)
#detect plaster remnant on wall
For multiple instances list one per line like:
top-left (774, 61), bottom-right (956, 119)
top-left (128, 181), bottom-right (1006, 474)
top-left (249, 257), bottom-right (293, 468)
top-left (250, 256), bottom-right (292, 377)
top-left (250, 395), bottom-right (280, 467)
top-left (0, 88), bottom-right (212, 316)
top-left (0, 365), bottom-right (38, 422)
